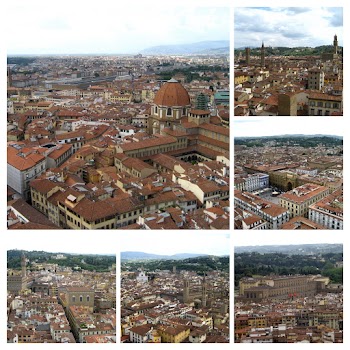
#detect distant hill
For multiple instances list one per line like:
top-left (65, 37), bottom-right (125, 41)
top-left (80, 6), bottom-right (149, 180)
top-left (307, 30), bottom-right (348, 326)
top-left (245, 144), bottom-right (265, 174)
top-left (235, 134), bottom-right (343, 140)
top-left (7, 250), bottom-right (115, 272)
top-left (234, 135), bottom-right (343, 149)
top-left (121, 254), bottom-right (229, 274)
top-left (140, 40), bottom-right (229, 55)
top-left (121, 251), bottom-right (209, 261)
top-left (234, 45), bottom-right (343, 57)
top-left (235, 244), bottom-right (343, 255)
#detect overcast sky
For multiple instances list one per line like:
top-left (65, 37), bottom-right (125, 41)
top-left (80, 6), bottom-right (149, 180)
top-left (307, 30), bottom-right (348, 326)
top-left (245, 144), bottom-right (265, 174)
top-left (234, 118), bottom-right (344, 138)
top-left (234, 7), bottom-right (343, 48)
top-left (120, 231), bottom-right (230, 256)
top-left (5, 1), bottom-right (229, 55)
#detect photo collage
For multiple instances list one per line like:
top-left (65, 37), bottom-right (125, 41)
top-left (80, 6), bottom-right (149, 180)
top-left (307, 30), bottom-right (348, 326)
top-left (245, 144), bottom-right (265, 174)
top-left (4, 0), bottom-right (345, 346)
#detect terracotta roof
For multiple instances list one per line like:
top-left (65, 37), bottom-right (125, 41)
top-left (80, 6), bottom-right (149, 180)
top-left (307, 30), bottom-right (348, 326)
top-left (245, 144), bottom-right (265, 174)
top-left (154, 79), bottom-right (190, 107)
top-left (199, 123), bottom-right (229, 136)
top-left (122, 157), bottom-right (154, 172)
top-left (8, 198), bottom-right (58, 228)
top-left (47, 144), bottom-right (72, 160)
top-left (129, 324), bottom-right (152, 336)
top-left (197, 179), bottom-right (220, 193)
top-left (308, 92), bottom-right (342, 102)
top-left (279, 183), bottom-right (328, 203)
top-left (190, 109), bottom-right (211, 115)
top-left (29, 179), bottom-right (62, 194)
top-left (151, 153), bottom-right (189, 170)
top-left (280, 216), bottom-right (325, 229)
top-left (7, 146), bottom-right (45, 171)
top-left (120, 136), bottom-right (177, 152)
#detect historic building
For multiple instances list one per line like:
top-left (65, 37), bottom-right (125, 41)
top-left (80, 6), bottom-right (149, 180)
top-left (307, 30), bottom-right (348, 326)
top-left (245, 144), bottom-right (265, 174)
top-left (279, 183), bottom-right (330, 218)
top-left (234, 190), bottom-right (290, 229)
top-left (239, 275), bottom-right (327, 301)
top-left (182, 277), bottom-right (207, 307)
top-left (308, 188), bottom-right (343, 229)
top-left (7, 253), bottom-right (29, 295)
top-left (148, 78), bottom-right (191, 135)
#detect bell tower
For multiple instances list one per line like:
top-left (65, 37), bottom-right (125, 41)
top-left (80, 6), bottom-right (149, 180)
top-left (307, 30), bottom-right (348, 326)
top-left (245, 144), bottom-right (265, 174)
top-left (333, 34), bottom-right (338, 55)
top-left (260, 42), bottom-right (265, 68)
top-left (183, 279), bottom-right (190, 303)
top-left (201, 274), bottom-right (207, 307)
top-left (21, 252), bottom-right (27, 278)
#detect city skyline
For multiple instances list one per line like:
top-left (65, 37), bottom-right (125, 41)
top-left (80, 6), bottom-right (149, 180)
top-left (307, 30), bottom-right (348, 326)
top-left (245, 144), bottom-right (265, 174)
top-left (235, 7), bottom-right (343, 49)
top-left (5, 1), bottom-right (229, 55)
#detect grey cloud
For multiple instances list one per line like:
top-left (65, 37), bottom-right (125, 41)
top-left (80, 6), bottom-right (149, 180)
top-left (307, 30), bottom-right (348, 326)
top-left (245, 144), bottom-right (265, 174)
top-left (280, 31), bottom-right (305, 39)
top-left (283, 7), bottom-right (311, 15)
top-left (327, 8), bottom-right (343, 27)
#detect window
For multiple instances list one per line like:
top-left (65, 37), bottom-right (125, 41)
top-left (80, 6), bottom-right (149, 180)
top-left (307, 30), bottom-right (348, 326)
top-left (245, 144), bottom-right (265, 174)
top-left (80, 295), bottom-right (83, 302)
top-left (317, 101), bottom-right (323, 107)
top-left (87, 296), bottom-right (90, 302)
top-left (167, 108), bottom-right (172, 116)
top-left (155, 106), bottom-right (158, 114)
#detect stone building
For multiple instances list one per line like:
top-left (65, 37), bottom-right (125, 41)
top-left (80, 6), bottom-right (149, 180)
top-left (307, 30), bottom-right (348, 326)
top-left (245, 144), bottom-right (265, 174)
top-left (65, 286), bottom-right (95, 309)
top-left (148, 78), bottom-right (191, 135)
top-left (279, 183), bottom-right (330, 218)
top-left (239, 275), bottom-right (326, 301)
top-left (7, 253), bottom-right (28, 295)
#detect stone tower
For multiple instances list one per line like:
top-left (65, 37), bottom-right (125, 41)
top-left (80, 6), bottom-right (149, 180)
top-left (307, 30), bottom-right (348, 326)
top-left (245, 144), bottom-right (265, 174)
top-left (201, 274), bottom-right (207, 307)
top-left (245, 47), bottom-right (251, 65)
top-left (7, 67), bottom-right (12, 87)
top-left (260, 42), bottom-right (265, 68)
top-left (21, 252), bottom-right (26, 278)
top-left (333, 34), bottom-right (338, 55)
top-left (183, 279), bottom-right (190, 303)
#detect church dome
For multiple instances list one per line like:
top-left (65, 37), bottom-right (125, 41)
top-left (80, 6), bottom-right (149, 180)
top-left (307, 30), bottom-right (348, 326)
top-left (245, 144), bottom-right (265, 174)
top-left (154, 78), bottom-right (190, 107)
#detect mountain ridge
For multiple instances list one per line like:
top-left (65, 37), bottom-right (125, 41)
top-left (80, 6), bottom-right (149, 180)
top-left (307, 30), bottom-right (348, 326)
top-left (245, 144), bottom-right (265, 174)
top-left (141, 40), bottom-right (229, 55)
top-left (121, 251), bottom-right (212, 261)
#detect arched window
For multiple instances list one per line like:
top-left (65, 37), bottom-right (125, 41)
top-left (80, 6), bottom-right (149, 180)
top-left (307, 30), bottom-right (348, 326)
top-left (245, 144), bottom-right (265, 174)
top-left (72, 296), bottom-right (76, 302)
top-left (79, 295), bottom-right (83, 302)
top-left (87, 296), bottom-right (90, 302)
top-left (167, 108), bottom-right (172, 116)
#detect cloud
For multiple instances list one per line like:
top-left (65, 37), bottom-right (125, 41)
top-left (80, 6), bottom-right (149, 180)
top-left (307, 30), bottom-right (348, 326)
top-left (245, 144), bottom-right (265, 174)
top-left (6, 4), bottom-right (229, 54)
top-left (280, 30), bottom-right (305, 39)
top-left (326, 7), bottom-right (343, 27)
top-left (234, 7), bottom-right (343, 48)
top-left (283, 7), bottom-right (311, 15)
top-left (40, 18), bottom-right (71, 30)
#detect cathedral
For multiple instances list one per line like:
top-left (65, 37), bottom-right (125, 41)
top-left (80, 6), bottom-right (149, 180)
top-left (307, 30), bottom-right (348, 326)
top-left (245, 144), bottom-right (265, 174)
top-left (144, 78), bottom-right (229, 161)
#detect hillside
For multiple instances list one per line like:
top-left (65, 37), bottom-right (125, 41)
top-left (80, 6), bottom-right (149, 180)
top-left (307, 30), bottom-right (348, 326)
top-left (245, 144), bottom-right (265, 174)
top-left (234, 45), bottom-right (342, 57)
top-left (7, 250), bottom-right (115, 272)
top-left (121, 254), bottom-right (229, 274)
